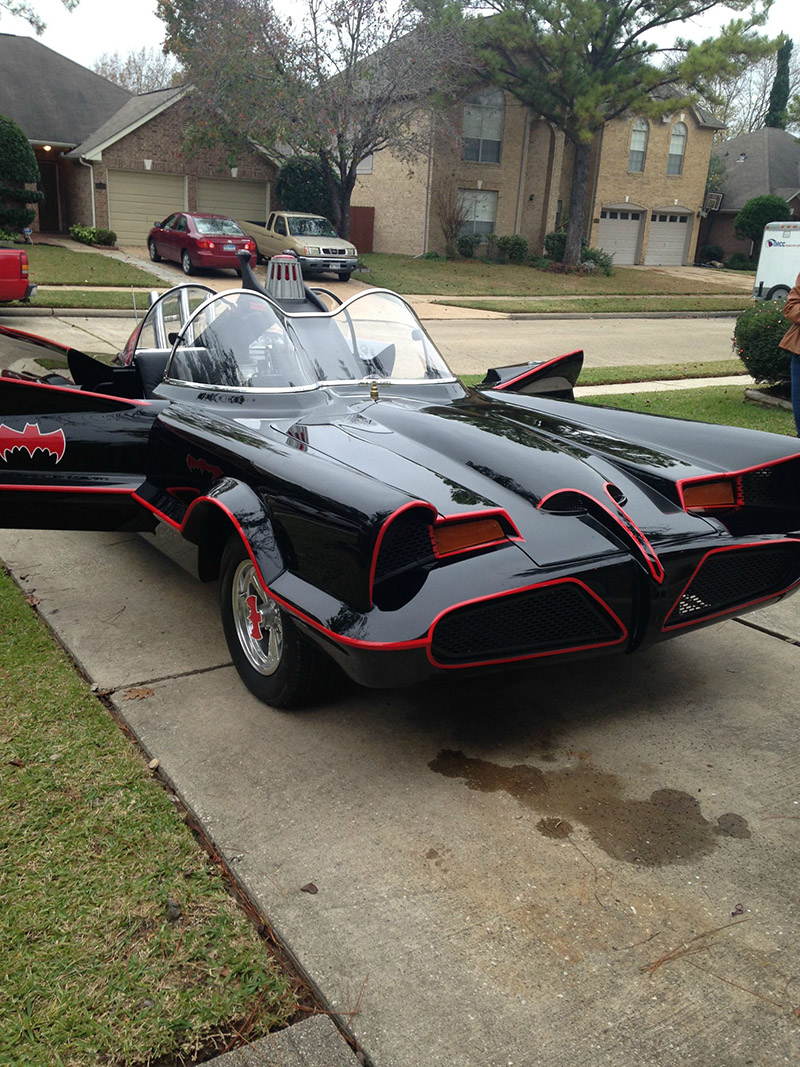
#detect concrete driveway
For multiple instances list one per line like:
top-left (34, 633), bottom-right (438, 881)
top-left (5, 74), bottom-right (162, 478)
top-left (0, 524), bottom-right (798, 1067)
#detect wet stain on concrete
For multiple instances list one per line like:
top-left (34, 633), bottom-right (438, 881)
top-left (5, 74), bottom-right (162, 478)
top-left (429, 749), bottom-right (751, 866)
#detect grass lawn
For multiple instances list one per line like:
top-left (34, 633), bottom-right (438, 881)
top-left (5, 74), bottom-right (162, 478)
top-left (26, 244), bottom-right (164, 288)
top-left (583, 384), bottom-right (795, 434)
top-left (0, 569), bottom-right (298, 1066)
top-left (435, 295), bottom-right (750, 314)
top-left (359, 253), bottom-right (753, 297)
top-left (27, 289), bottom-right (157, 311)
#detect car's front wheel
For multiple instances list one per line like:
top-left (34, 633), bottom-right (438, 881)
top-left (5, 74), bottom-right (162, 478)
top-left (338, 272), bottom-right (350, 282)
top-left (219, 535), bottom-right (336, 708)
top-left (181, 250), bottom-right (195, 275)
top-left (148, 239), bottom-right (161, 262)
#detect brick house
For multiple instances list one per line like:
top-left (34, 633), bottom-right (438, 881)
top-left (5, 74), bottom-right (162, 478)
top-left (354, 88), bottom-right (724, 265)
top-left (696, 127), bottom-right (800, 260)
top-left (0, 33), bottom-right (275, 244)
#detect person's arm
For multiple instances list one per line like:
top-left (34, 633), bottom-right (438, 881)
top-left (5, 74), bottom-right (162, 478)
top-left (783, 273), bottom-right (800, 324)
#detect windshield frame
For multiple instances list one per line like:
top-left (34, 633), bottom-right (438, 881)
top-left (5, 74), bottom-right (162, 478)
top-left (161, 287), bottom-right (458, 395)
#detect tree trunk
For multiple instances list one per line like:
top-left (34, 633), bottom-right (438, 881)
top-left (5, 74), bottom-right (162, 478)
top-left (563, 140), bottom-right (593, 267)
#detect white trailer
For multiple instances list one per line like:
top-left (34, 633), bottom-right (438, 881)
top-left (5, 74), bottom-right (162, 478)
top-left (753, 221), bottom-right (800, 301)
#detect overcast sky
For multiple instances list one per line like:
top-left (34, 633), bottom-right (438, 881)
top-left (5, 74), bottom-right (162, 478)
top-left (1, 0), bottom-right (794, 69)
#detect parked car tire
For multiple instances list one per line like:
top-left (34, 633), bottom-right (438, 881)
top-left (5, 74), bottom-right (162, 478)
top-left (148, 239), bottom-right (161, 262)
top-left (181, 250), bottom-right (195, 276)
top-left (338, 272), bottom-right (351, 282)
top-left (219, 534), bottom-right (336, 708)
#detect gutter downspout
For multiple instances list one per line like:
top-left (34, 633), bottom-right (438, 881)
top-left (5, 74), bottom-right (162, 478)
top-left (421, 109), bottom-right (434, 254)
top-left (78, 157), bottom-right (96, 228)
top-left (514, 109), bottom-right (532, 234)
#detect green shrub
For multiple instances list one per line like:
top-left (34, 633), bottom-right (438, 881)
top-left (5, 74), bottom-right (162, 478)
top-left (580, 245), bottom-right (614, 275)
top-left (726, 252), bottom-right (756, 271)
top-left (457, 233), bottom-right (482, 258)
top-left (700, 243), bottom-right (724, 261)
top-left (544, 230), bottom-right (567, 260)
top-left (734, 300), bottom-right (792, 385)
top-left (69, 224), bottom-right (117, 246)
top-left (496, 234), bottom-right (528, 263)
top-left (93, 227), bottom-right (117, 246)
top-left (0, 227), bottom-right (21, 242)
top-left (0, 113), bottom-right (44, 232)
top-left (527, 254), bottom-right (550, 271)
top-left (421, 249), bottom-right (443, 259)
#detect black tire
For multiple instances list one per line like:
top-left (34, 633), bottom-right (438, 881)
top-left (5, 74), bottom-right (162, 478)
top-left (338, 272), bottom-right (351, 282)
top-left (148, 239), bottom-right (161, 262)
top-left (219, 535), bottom-right (335, 708)
top-left (181, 250), bottom-right (196, 276)
top-left (767, 285), bottom-right (790, 302)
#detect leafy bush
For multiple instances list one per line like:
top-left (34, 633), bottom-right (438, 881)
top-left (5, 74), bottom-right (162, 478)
top-left (275, 157), bottom-right (339, 218)
top-left (497, 234), bottom-right (528, 263)
top-left (0, 113), bottom-right (44, 232)
top-left (421, 249), bottom-right (443, 260)
top-left (734, 194), bottom-right (792, 243)
top-left (699, 243), bottom-right (724, 262)
top-left (457, 233), bottom-right (482, 258)
top-left (0, 227), bottom-right (21, 242)
top-left (69, 224), bottom-right (117, 246)
top-left (544, 230), bottom-right (567, 260)
top-left (726, 252), bottom-right (756, 271)
top-left (580, 245), bottom-right (614, 275)
top-left (527, 254), bottom-right (550, 270)
top-left (734, 300), bottom-right (792, 385)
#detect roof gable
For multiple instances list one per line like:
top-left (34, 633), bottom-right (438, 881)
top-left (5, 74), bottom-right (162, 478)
top-left (0, 33), bottom-right (132, 146)
top-left (713, 127), bottom-right (800, 212)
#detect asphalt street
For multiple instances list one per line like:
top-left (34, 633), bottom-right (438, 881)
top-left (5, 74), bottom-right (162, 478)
top-left (0, 307), bottom-right (740, 379)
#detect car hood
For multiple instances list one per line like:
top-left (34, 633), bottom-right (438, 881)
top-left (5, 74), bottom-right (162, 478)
top-left (265, 393), bottom-right (711, 566)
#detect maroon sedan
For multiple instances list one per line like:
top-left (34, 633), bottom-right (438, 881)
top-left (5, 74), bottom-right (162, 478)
top-left (147, 212), bottom-right (256, 275)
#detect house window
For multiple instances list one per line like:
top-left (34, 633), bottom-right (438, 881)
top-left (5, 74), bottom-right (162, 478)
top-left (667, 122), bottom-right (687, 175)
top-left (356, 154), bottom-right (373, 175)
top-left (462, 89), bottom-right (504, 163)
top-left (459, 189), bottom-right (498, 235)
top-left (628, 118), bottom-right (649, 172)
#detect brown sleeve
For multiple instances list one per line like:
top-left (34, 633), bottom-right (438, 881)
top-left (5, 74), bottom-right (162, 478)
top-left (783, 273), bottom-right (800, 325)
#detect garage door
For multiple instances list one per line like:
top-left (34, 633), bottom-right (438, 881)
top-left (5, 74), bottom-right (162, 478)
top-left (196, 178), bottom-right (269, 224)
top-left (596, 208), bottom-right (643, 265)
top-left (107, 171), bottom-right (186, 246)
top-left (645, 213), bottom-right (691, 265)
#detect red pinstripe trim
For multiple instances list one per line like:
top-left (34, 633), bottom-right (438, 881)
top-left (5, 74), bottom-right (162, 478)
top-left (677, 452), bottom-right (800, 512)
top-left (0, 483), bottom-right (134, 494)
top-left (427, 576), bottom-right (627, 669)
top-left (662, 539), bottom-right (800, 631)
top-left (538, 485), bottom-right (665, 584)
top-left (0, 376), bottom-right (152, 407)
top-left (134, 490), bottom-right (430, 652)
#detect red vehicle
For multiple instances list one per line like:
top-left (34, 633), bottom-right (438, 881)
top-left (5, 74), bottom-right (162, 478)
top-left (0, 247), bottom-right (36, 302)
top-left (147, 213), bottom-right (257, 276)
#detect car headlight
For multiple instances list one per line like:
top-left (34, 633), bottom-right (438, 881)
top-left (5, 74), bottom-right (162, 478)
top-left (304, 245), bottom-right (320, 255)
top-left (347, 246), bottom-right (356, 256)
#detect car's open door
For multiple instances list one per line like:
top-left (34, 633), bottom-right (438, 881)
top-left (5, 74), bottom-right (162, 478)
top-left (0, 375), bottom-right (164, 531)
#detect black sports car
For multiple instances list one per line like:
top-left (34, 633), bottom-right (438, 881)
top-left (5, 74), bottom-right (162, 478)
top-left (2, 256), bottom-right (800, 707)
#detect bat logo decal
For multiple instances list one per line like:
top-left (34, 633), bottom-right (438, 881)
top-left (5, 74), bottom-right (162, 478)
top-left (246, 595), bottom-right (263, 641)
top-left (187, 454), bottom-right (222, 480)
top-left (0, 422), bottom-right (66, 464)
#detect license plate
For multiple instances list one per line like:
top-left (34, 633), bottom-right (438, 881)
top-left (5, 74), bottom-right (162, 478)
top-left (332, 261), bottom-right (344, 269)
top-left (223, 243), bottom-right (236, 251)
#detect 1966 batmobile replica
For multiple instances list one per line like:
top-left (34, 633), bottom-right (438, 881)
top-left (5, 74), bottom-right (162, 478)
top-left (2, 254), bottom-right (800, 706)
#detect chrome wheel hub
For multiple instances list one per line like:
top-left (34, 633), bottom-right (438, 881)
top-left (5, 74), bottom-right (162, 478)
top-left (231, 559), bottom-right (282, 675)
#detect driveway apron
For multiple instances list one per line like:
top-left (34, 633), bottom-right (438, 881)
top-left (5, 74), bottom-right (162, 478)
top-left (1, 527), bottom-right (798, 1066)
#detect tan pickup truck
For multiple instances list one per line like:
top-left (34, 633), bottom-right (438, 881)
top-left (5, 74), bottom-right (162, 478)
top-left (238, 212), bottom-right (358, 281)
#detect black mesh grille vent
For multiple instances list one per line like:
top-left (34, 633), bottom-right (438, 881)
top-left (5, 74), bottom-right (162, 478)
top-left (666, 547), bottom-right (796, 626)
top-left (374, 515), bottom-right (434, 582)
top-left (538, 492), bottom-right (588, 514)
top-left (431, 583), bottom-right (622, 665)
top-left (740, 466), bottom-right (785, 508)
